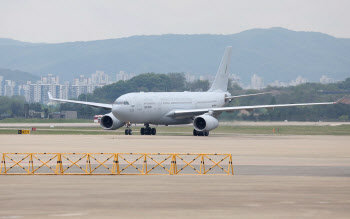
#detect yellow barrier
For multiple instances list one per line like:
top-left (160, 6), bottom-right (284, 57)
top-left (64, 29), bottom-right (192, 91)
top-left (0, 153), bottom-right (233, 175)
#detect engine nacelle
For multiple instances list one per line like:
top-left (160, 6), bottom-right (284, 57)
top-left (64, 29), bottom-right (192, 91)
top-left (193, 114), bottom-right (219, 132)
top-left (100, 112), bottom-right (125, 130)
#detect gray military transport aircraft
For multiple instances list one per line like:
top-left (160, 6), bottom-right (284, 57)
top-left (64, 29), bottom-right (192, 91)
top-left (48, 46), bottom-right (341, 136)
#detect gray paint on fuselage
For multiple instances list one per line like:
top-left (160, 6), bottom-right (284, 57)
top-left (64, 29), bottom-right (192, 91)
top-left (112, 91), bottom-right (229, 125)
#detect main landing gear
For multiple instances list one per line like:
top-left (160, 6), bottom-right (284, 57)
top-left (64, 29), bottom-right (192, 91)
top-left (125, 123), bottom-right (133, 135)
top-left (193, 129), bottom-right (209, 137)
top-left (140, 124), bottom-right (156, 135)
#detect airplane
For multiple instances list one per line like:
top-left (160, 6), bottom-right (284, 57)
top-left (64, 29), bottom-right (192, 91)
top-left (48, 46), bottom-right (342, 136)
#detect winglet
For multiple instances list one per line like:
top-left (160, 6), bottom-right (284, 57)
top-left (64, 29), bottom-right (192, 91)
top-left (48, 92), bottom-right (53, 100)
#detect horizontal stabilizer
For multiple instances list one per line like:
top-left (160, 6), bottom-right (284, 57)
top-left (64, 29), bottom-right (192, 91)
top-left (225, 92), bottom-right (274, 100)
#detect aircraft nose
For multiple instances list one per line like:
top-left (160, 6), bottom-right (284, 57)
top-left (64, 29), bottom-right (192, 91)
top-left (112, 104), bottom-right (121, 119)
top-left (112, 104), bottom-right (120, 112)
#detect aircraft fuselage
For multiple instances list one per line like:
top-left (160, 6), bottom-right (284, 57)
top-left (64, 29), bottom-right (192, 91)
top-left (112, 91), bottom-right (230, 125)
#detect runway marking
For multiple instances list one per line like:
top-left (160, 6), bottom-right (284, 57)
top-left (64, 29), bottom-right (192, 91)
top-left (49, 213), bottom-right (86, 217)
top-left (317, 201), bottom-right (331, 204)
top-left (242, 203), bottom-right (261, 207)
top-left (279, 201), bottom-right (296, 204)
top-left (1, 216), bottom-right (23, 219)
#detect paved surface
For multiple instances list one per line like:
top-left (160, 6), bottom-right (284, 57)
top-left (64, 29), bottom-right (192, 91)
top-left (1, 134), bottom-right (350, 218)
top-left (1, 121), bottom-right (350, 127)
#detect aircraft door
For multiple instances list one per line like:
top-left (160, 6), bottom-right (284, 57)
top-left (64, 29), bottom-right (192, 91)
top-left (136, 97), bottom-right (143, 111)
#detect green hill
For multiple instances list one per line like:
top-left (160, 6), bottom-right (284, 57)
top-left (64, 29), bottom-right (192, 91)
top-left (0, 27), bottom-right (349, 83)
top-left (0, 68), bottom-right (39, 83)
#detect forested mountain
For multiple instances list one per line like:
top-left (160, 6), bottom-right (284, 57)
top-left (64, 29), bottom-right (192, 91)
top-left (0, 27), bottom-right (349, 83)
top-left (0, 68), bottom-right (39, 82)
top-left (0, 38), bottom-right (34, 46)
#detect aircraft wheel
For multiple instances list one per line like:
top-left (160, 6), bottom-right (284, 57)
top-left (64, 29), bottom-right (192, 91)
top-left (193, 129), bottom-right (198, 136)
top-left (204, 131), bottom-right (209, 136)
top-left (125, 129), bottom-right (129, 135)
top-left (151, 128), bottom-right (156, 135)
top-left (140, 128), bottom-right (145, 135)
top-left (128, 129), bottom-right (133, 135)
top-left (146, 127), bottom-right (151, 135)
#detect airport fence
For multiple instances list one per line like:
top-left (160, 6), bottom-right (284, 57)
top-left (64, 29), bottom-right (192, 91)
top-left (0, 153), bottom-right (234, 175)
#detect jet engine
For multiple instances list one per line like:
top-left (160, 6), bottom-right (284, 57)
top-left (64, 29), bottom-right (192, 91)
top-left (100, 112), bottom-right (125, 130)
top-left (193, 114), bottom-right (219, 132)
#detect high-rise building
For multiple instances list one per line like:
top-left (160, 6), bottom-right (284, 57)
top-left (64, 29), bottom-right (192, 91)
top-left (60, 82), bottom-right (70, 100)
top-left (74, 75), bottom-right (91, 86)
top-left (1, 70), bottom-right (127, 103)
top-left (320, 75), bottom-right (334, 84)
top-left (29, 83), bottom-right (61, 104)
top-left (18, 82), bottom-right (31, 102)
top-left (116, 71), bottom-right (135, 82)
top-left (29, 74), bottom-right (62, 103)
top-left (91, 71), bottom-right (110, 85)
top-left (4, 80), bottom-right (16, 97)
top-left (0, 76), bottom-right (4, 96)
top-left (251, 74), bottom-right (264, 90)
top-left (268, 80), bottom-right (288, 87)
top-left (41, 74), bottom-right (59, 84)
top-left (290, 76), bottom-right (307, 86)
top-left (185, 73), bottom-right (196, 82)
top-left (229, 74), bottom-right (243, 87)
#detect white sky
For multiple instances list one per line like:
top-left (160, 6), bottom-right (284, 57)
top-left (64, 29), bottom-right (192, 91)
top-left (0, 0), bottom-right (349, 43)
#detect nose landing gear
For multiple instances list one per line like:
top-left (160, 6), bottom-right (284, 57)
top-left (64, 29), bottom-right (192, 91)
top-left (140, 124), bottom-right (156, 135)
top-left (125, 122), bottom-right (133, 135)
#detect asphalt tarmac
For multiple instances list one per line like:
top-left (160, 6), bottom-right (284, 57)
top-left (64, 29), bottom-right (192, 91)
top-left (0, 134), bottom-right (350, 218)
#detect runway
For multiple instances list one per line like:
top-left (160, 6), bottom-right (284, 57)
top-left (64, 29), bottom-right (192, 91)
top-left (1, 134), bottom-right (350, 218)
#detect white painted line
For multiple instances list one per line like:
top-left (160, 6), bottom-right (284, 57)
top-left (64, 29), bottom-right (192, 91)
top-left (1, 216), bottom-right (24, 219)
top-left (49, 213), bottom-right (86, 217)
top-left (279, 201), bottom-right (296, 204)
top-left (242, 203), bottom-right (261, 207)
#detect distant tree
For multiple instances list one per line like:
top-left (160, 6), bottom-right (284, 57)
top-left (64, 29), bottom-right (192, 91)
top-left (186, 80), bottom-right (210, 91)
top-left (0, 96), bottom-right (26, 117)
top-left (167, 73), bottom-right (186, 91)
top-left (29, 103), bottom-right (42, 112)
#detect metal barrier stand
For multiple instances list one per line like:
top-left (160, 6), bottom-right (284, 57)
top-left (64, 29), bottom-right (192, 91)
top-left (0, 153), bottom-right (234, 175)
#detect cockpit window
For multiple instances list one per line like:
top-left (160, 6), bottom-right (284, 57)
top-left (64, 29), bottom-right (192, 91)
top-left (114, 101), bottom-right (129, 105)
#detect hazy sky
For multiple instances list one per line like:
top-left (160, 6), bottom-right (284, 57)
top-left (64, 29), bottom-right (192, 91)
top-left (0, 0), bottom-right (349, 43)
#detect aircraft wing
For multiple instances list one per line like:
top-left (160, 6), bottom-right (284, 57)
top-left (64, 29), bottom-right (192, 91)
top-left (48, 92), bottom-right (112, 110)
top-left (167, 100), bottom-right (340, 118)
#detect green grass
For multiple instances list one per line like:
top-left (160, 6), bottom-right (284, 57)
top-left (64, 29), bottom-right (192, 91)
top-left (0, 118), bottom-right (92, 123)
top-left (157, 125), bottom-right (350, 135)
top-left (0, 125), bottom-right (350, 135)
top-left (212, 125), bottom-right (350, 135)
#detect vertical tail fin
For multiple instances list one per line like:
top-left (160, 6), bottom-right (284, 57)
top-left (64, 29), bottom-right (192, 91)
top-left (208, 46), bottom-right (232, 92)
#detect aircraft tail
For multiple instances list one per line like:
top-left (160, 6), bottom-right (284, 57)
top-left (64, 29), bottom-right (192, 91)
top-left (208, 46), bottom-right (232, 92)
